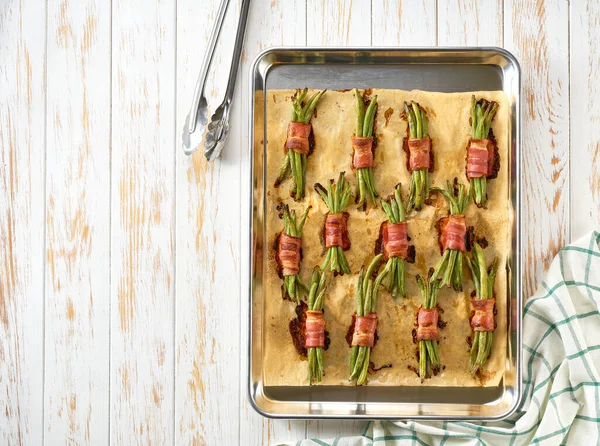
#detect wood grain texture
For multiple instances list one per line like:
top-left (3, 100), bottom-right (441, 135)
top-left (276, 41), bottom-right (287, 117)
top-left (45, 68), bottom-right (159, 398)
top-left (174, 0), bottom-right (243, 444)
top-left (438, 0), bottom-right (503, 46)
top-left (504, 0), bottom-right (569, 298)
top-left (239, 0), bottom-right (309, 442)
top-left (44, 0), bottom-right (110, 443)
top-left (306, 0), bottom-right (371, 46)
top-left (570, 0), bottom-right (600, 240)
top-left (0, 1), bottom-right (46, 444)
top-left (110, 0), bottom-right (175, 443)
top-left (372, 0), bottom-right (437, 46)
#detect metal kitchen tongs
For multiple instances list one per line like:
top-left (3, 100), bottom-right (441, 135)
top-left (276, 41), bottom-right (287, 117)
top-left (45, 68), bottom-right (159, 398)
top-left (182, 0), bottom-right (251, 160)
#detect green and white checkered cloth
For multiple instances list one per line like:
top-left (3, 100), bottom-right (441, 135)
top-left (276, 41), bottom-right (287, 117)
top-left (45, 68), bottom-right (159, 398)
top-left (287, 231), bottom-right (600, 446)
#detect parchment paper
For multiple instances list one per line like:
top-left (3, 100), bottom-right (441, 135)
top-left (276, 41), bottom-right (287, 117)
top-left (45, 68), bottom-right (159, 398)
top-left (262, 89), bottom-right (510, 387)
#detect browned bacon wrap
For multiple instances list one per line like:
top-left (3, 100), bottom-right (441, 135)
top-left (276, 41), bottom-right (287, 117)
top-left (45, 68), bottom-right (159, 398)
top-left (324, 212), bottom-right (350, 250)
top-left (408, 137), bottom-right (431, 171)
top-left (305, 310), bottom-right (326, 348)
top-left (440, 214), bottom-right (466, 252)
top-left (471, 298), bottom-right (495, 332)
top-left (351, 312), bottom-right (378, 347)
top-left (351, 136), bottom-right (374, 169)
top-left (382, 222), bottom-right (408, 261)
top-left (278, 233), bottom-right (301, 276)
top-left (416, 308), bottom-right (440, 341)
top-left (467, 139), bottom-right (494, 179)
top-left (285, 122), bottom-right (312, 155)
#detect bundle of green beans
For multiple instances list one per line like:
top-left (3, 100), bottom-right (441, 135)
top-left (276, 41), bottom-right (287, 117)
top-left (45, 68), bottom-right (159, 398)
top-left (316, 172), bottom-right (352, 275)
top-left (470, 96), bottom-right (499, 207)
top-left (465, 242), bottom-right (498, 375)
top-left (404, 101), bottom-right (430, 212)
top-left (276, 88), bottom-right (327, 200)
top-left (281, 204), bottom-right (310, 303)
top-left (307, 267), bottom-right (327, 384)
top-left (381, 184), bottom-right (407, 298)
top-left (431, 181), bottom-right (471, 291)
top-left (349, 254), bottom-right (390, 385)
top-left (416, 274), bottom-right (442, 380)
top-left (353, 88), bottom-right (379, 208)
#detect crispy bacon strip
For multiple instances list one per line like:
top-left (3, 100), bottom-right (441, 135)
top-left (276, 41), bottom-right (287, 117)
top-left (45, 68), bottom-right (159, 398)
top-left (324, 212), bottom-right (350, 250)
top-left (408, 137), bottom-right (431, 171)
top-left (278, 233), bottom-right (301, 276)
top-left (467, 139), bottom-right (495, 179)
top-left (440, 214), bottom-right (466, 252)
top-left (351, 312), bottom-right (377, 347)
top-left (352, 136), bottom-right (374, 169)
top-left (285, 122), bottom-right (312, 155)
top-left (416, 307), bottom-right (440, 341)
top-left (471, 298), bottom-right (495, 332)
top-left (305, 310), bottom-right (326, 348)
top-left (382, 222), bottom-right (408, 261)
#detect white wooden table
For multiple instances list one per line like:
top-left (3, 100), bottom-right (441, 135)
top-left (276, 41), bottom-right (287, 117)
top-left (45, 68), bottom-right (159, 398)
top-left (0, 0), bottom-right (596, 444)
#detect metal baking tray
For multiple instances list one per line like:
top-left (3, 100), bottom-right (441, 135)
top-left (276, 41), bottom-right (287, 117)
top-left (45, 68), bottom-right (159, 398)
top-left (248, 47), bottom-right (521, 420)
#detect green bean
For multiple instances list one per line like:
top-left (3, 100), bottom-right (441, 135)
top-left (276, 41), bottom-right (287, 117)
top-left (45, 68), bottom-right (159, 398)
top-left (381, 199), bottom-right (394, 221)
top-left (357, 348), bottom-right (371, 385)
top-left (275, 152), bottom-right (291, 187)
top-left (476, 331), bottom-right (488, 366)
top-left (425, 340), bottom-right (437, 368)
top-left (321, 248), bottom-right (332, 271)
top-left (398, 259), bottom-right (406, 298)
top-left (296, 88), bottom-right (308, 106)
top-left (412, 102), bottom-right (422, 138)
top-left (421, 109), bottom-right (428, 137)
top-left (351, 346), bottom-right (366, 379)
top-left (339, 247), bottom-right (351, 274)
top-left (470, 96), bottom-right (477, 134)
top-left (349, 345), bottom-right (359, 377)
top-left (302, 90), bottom-right (325, 124)
top-left (431, 249), bottom-right (449, 284)
top-left (364, 254), bottom-right (383, 285)
top-left (481, 176), bottom-right (487, 205)
top-left (414, 170), bottom-right (422, 209)
top-left (443, 250), bottom-right (457, 286)
top-left (295, 151), bottom-right (304, 198)
top-left (331, 244), bottom-right (340, 273)
top-left (404, 102), bottom-right (417, 138)
top-left (419, 170), bottom-right (427, 207)
top-left (369, 168), bottom-right (378, 198)
top-left (354, 88), bottom-right (365, 137)
top-left (300, 91), bottom-right (319, 123)
top-left (364, 96), bottom-right (378, 137)
top-left (453, 251), bottom-right (463, 292)
top-left (419, 341), bottom-right (427, 379)
top-left (356, 266), bottom-right (365, 313)
top-left (469, 332), bottom-right (480, 373)
top-left (363, 280), bottom-right (373, 317)
top-left (356, 169), bottom-right (366, 207)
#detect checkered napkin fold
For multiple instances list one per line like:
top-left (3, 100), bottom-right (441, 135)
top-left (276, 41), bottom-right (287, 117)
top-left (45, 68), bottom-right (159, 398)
top-left (285, 231), bottom-right (600, 446)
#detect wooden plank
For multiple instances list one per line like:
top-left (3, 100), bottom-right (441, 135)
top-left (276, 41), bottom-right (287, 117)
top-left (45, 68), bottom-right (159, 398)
top-left (110, 0), bottom-right (175, 443)
top-left (372, 0), bottom-right (437, 46)
top-left (0, 0), bottom-right (46, 444)
top-left (570, 0), bottom-right (600, 240)
top-left (438, 0), bottom-right (503, 46)
top-left (504, 0), bottom-right (569, 297)
top-left (306, 0), bottom-right (371, 45)
top-left (238, 0), bottom-right (308, 443)
top-left (44, 0), bottom-right (110, 444)
top-left (304, 1), bottom-right (373, 441)
top-left (174, 0), bottom-right (244, 444)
